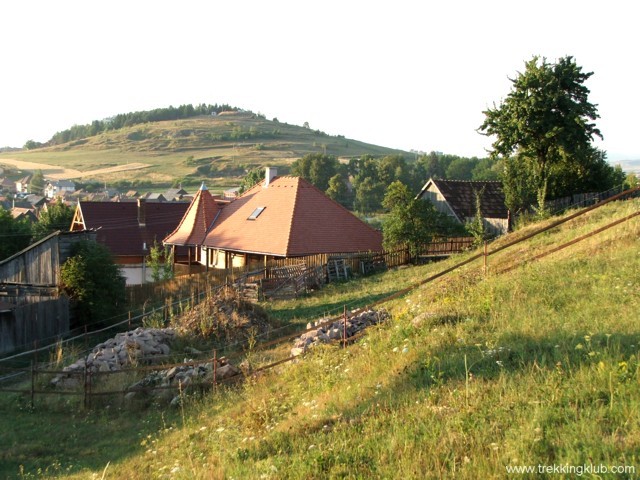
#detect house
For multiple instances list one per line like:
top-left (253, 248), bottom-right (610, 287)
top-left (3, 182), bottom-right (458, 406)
top-left (0, 177), bottom-right (16, 193)
top-left (11, 207), bottom-right (38, 223)
top-left (164, 187), bottom-right (189, 201)
top-left (223, 187), bottom-right (241, 199)
top-left (164, 168), bottom-right (383, 269)
top-left (0, 230), bottom-right (96, 354)
top-left (416, 178), bottom-right (510, 234)
top-left (15, 174), bottom-right (32, 194)
top-left (45, 179), bottom-right (76, 199)
top-left (23, 194), bottom-right (47, 211)
top-left (141, 192), bottom-right (167, 202)
top-left (70, 199), bottom-right (189, 284)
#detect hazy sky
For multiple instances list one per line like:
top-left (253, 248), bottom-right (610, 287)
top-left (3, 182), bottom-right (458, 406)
top-left (1, 0), bottom-right (638, 161)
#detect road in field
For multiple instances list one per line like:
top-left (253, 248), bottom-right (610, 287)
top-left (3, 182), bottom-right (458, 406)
top-left (0, 159), bottom-right (150, 179)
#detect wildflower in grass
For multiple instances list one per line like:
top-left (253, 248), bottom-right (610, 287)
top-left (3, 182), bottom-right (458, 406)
top-left (496, 360), bottom-right (504, 367)
top-left (575, 343), bottom-right (584, 350)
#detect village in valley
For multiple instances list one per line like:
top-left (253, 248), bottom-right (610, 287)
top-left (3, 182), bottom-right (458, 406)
top-left (0, 51), bottom-right (639, 480)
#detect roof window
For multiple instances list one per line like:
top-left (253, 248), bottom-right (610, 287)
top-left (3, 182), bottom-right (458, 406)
top-left (247, 206), bottom-right (266, 220)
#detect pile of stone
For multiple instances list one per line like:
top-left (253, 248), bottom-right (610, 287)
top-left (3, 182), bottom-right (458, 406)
top-left (291, 308), bottom-right (389, 356)
top-left (51, 327), bottom-right (177, 389)
top-left (125, 357), bottom-right (240, 406)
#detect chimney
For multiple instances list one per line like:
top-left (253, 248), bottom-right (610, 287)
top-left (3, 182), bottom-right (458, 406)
top-left (137, 198), bottom-right (146, 226)
top-left (264, 167), bottom-right (278, 188)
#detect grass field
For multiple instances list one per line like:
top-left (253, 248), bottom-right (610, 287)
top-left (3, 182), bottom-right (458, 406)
top-left (0, 198), bottom-right (638, 479)
top-left (0, 112), bottom-right (410, 190)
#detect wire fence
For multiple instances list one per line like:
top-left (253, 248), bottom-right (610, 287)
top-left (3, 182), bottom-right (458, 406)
top-left (1, 186), bottom-right (637, 409)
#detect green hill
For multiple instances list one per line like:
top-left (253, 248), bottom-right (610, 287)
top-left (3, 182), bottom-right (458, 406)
top-left (1, 197), bottom-right (638, 478)
top-left (0, 111), bottom-right (412, 191)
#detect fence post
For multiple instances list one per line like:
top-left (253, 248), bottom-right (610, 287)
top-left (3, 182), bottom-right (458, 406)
top-left (83, 364), bottom-right (88, 410)
top-left (30, 360), bottom-right (35, 409)
top-left (343, 305), bottom-right (347, 349)
top-left (483, 241), bottom-right (488, 276)
top-left (213, 350), bottom-right (218, 393)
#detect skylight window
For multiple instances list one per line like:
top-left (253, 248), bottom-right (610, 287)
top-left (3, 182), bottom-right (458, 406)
top-left (247, 206), bottom-right (266, 220)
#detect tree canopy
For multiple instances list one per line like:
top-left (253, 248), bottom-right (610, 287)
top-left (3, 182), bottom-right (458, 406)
top-left (31, 199), bottom-right (75, 242)
top-left (0, 210), bottom-right (32, 261)
top-left (382, 181), bottom-right (442, 257)
top-left (59, 241), bottom-right (126, 327)
top-left (479, 56), bottom-right (609, 210)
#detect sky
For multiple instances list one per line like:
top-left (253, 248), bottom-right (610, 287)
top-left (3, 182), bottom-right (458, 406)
top-left (1, 0), bottom-right (638, 162)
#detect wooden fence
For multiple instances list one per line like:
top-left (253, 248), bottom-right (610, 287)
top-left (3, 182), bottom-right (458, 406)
top-left (0, 297), bottom-right (69, 356)
top-left (123, 237), bottom-right (475, 308)
top-left (125, 266), bottom-right (255, 308)
top-left (266, 237), bottom-right (474, 276)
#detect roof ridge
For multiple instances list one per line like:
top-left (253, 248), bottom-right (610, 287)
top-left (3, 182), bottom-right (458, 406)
top-left (284, 177), bottom-right (301, 255)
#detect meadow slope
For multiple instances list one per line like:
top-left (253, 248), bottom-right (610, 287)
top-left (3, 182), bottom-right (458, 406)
top-left (1, 198), bottom-right (638, 479)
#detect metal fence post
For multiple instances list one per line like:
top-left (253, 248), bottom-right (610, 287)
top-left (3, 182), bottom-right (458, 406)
top-left (30, 360), bottom-right (35, 409)
top-left (83, 365), bottom-right (88, 410)
top-left (483, 241), bottom-right (488, 276)
top-left (213, 350), bottom-right (218, 393)
top-left (343, 305), bottom-right (347, 349)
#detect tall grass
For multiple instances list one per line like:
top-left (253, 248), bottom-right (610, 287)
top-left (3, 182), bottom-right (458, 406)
top-left (2, 199), bottom-right (638, 479)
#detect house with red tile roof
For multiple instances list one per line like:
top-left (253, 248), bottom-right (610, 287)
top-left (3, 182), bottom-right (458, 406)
top-left (164, 168), bottom-right (383, 270)
top-left (70, 199), bottom-right (189, 284)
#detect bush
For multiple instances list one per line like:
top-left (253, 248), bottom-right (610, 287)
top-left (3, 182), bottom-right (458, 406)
top-left (59, 241), bottom-right (126, 328)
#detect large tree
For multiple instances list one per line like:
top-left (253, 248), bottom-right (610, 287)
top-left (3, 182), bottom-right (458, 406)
top-left (31, 199), bottom-right (75, 241)
top-left (479, 56), bottom-right (603, 211)
top-left (291, 153), bottom-right (340, 191)
top-left (59, 240), bottom-right (125, 328)
top-left (0, 210), bottom-right (32, 260)
top-left (382, 181), bottom-right (441, 258)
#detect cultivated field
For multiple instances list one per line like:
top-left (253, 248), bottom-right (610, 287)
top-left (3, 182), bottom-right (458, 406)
top-left (0, 112), bottom-right (409, 188)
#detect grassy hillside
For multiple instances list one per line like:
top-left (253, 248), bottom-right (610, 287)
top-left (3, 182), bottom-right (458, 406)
top-left (1, 198), bottom-right (638, 479)
top-left (0, 112), bottom-right (411, 191)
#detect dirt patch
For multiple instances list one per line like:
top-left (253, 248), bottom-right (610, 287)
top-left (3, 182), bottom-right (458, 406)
top-left (0, 158), bottom-right (150, 180)
top-left (173, 291), bottom-right (271, 342)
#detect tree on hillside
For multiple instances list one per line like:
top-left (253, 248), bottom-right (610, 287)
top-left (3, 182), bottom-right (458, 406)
top-left (30, 170), bottom-right (45, 196)
top-left (325, 174), bottom-right (351, 207)
top-left (239, 167), bottom-right (265, 193)
top-left (479, 56), bottom-right (604, 212)
top-left (0, 210), bottom-right (32, 261)
top-left (378, 155), bottom-right (412, 187)
top-left (382, 181), bottom-right (441, 258)
top-left (445, 157), bottom-right (476, 180)
top-left (291, 153), bottom-right (340, 191)
top-left (31, 199), bottom-right (75, 241)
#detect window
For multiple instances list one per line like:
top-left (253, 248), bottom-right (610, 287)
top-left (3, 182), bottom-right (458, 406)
top-left (247, 206), bottom-right (266, 220)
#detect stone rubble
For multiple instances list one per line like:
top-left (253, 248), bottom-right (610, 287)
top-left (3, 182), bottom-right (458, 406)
top-left (291, 308), bottom-right (389, 356)
top-left (125, 356), bottom-right (241, 406)
top-left (51, 327), bottom-right (177, 389)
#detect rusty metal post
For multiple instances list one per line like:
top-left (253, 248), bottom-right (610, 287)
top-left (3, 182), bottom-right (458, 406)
top-left (343, 305), bottom-right (347, 349)
top-left (30, 360), bottom-right (35, 409)
top-left (87, 369), bottom-right (92, 409)
top-left (483, 241), bottom-right (488, 276)
top-left (213, 350), bottom-right (218, 393)
top-left (83, 364), bottom-right (88, 410)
